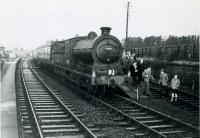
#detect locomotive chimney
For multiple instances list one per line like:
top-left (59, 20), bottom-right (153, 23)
top-left (100, 27), bottom-right (111, 35)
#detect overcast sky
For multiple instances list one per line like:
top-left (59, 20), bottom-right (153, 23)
top-left (0, 0), bottom-right (199, 50)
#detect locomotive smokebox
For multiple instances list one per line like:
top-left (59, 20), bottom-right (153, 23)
top-left (100, 27), bottom-right (111, 35)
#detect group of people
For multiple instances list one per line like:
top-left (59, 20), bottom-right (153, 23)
top-left (159, 69), bottom-right (180, 103)
top-left (128, 59), bottom-right (153, 97)
top-left (126, 57), bottom-right (180, 103)
top-left (121, 52), bottom-right (136, 75)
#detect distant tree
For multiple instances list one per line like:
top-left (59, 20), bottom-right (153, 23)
top-left (123, 37), bottom-right (144, 50)
top-left (144, 36), bottom-right (157, 47)
top-left (179, 36), bottom-right (190, 45)
top-left (166, 35), bottom-right (179, 46)
top-left (155, 36), bottom-right (162, 46)
top-left (131, 37), bottom-right (144, 48)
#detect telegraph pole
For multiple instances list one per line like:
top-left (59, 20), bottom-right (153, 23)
top-left (125, 1), bottom-right (131, 54)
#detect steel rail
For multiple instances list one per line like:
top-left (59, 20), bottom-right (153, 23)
top-left (20, 62), bottom-right (44, 138)
top-left (61, 75), bottom-right (199, 137)
top-left (81, 92), bottom-right (167, 137)
top-left (29, 65), bottom-right (97, 138)
top-left (177, 98), bottom-right (199, 109)
top-left (151, 80), bottom-right (199, 110)
top-left (151, 80), bottom-right (199, 98)
top-left (54, 78), bottom-right (168, 138)
top-left (115, 94), bottom-right (200, 134)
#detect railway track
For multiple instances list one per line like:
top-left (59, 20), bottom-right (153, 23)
top-left (100, 95), bottom-right (199, 137)
top-left (71, 88), bottom-right (199, 137)
top-left (16, 64), bottom-right (37, 138)
top-left (30, 61), bottom-right (199, 138)
top-left (150, 81), bottom-right (199, 113)
top-left (16, 60), bottom-right (101, 138)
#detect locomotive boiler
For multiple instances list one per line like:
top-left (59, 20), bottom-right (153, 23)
top-left (33, 27), bottom-right (124, 94)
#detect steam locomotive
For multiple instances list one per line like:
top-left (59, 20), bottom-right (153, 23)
top-left (32, 27), bottom-right (124, 94)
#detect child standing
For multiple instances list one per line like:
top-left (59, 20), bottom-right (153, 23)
top-left (170, 75), bottom-right (180, 103)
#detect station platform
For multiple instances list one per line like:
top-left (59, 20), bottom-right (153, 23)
top-left (1, 58), bottom-right (19, 138)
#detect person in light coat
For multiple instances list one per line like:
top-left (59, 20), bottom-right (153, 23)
top-left (142, 66), bottom-right (154, 96)
top-left (170, 74), bottom-right (180, 103)
top-left (159, 69), bottom-right (168, 98)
